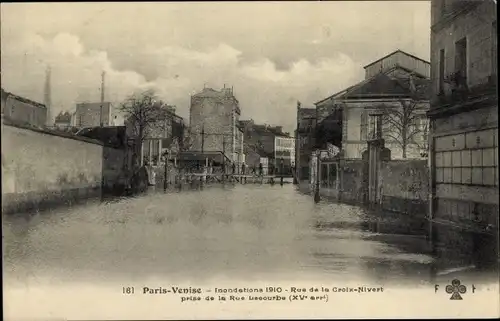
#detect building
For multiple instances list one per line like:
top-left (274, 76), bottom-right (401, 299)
top-left (295, 103), bottom-right (317, 181)
top-left (1, 88), bottom-right (48, 127)
top-left (428, 0), bottom-right (498, 230)
top-left (74, 102), bottom-right (113, 128)
top-left (125, 103), bottom-right (186, 167)
top-left (315, 50), bottom-right (431, 161)
top-left (241, 119), bottom-right (293, 174)
top-left (189, 86), bottom-right (244, 167)
top-left (274, 135), bottom-right (295, 173)
top-left (54, 111), bottom-right (72, 129)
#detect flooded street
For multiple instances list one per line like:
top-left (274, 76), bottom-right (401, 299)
top-left (3, 184), bottom-right (499, 320)
top-left (5, 184), bottom-right (495, 285)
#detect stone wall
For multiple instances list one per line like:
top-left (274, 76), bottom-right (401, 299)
top-left (339, 160), bottom-right (366, 203)
top-left (378, 159), bottom-right (429, 218)
top-left (2, 122), bottom-right (126, 214)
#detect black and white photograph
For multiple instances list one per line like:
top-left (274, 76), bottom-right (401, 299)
top-left (2, 1), bottom-right (499, 319)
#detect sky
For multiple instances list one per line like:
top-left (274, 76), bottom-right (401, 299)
top-left (1, 2), bottom-right (430, 132)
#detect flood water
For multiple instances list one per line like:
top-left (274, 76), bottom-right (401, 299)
top-left (4, 184), bottom-right (497, 285)
top-left (3, 184), bottom-right (499, 319)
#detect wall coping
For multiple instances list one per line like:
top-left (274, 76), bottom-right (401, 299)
top-left (382, 159), bottom-right (428, 163)
top-left (2, 118), bottom-right (105, 147)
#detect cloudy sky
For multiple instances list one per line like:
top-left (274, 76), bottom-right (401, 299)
top-left (1, 2), bottom-right (430, 132)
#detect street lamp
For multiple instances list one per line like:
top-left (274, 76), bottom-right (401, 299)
top-left (314, 149), bottom-right (321, 203)
top-left (280, 157), bottom-right (284, 186)
top-left (162, 150), bottom-right (170, 191)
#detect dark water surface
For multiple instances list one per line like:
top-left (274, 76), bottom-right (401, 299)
top-left (3, 184), bottom-right (498, 286)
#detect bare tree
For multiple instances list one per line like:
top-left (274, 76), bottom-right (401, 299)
top-left (377, 98), bottom-right (429, 159)
top-left (120, 89), bottom-right (164, 168)
top-left (180, 131), bottom-right (193, 152)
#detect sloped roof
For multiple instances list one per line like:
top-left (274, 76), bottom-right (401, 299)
top-left (192, 88), bottom-right (222, 98)
top-left (2, 89), bottom-right (46, 109)
top-left (298, 108), bottom-right (316, 119)
top-left (363, 49), bottom-right (430, 69)
top-left (245, 143), bottom-right (273, 158)
top-left (339, 73), bottom-right (408, 98)
top-left (55, 111), bottom-right (72, 122)
top-left (315, 65), bottom-right (431, 104)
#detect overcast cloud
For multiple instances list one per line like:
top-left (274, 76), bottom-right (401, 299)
top-left (1, 2), bottom-right (430, 132)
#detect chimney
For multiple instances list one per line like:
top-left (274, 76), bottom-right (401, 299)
top-left (101, 71), bottom-right (106, 104)
top-left (100, 71), bottom-right (105, 126)
top-left (44, 65), bottom-right (52, 126)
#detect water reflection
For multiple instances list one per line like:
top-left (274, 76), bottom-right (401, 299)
top-left (2, 184), bottom-right (498, 285)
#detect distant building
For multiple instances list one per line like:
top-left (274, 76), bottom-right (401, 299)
top-left (54, 111), bottom-right (72, 129)
top-left (74, 102), bottom-right (113, 128)
top-left (241, 119), bottom-right (293, 174)
top-left (428, 0), bottom-right (498, 230)
top-left (275, 135), bottom-right (295, 173)
top-left (315, 49), bottom-right (431, 160)
top-left (1, 88), bottom-right (47, 127)
top-left (295, 104), bottom-right (317, 181)
top-left (189, 86), bottom-right (244, 167)
top-left (125, 103), bottom-right (186, 167)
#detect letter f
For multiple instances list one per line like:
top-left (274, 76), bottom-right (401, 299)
top-left (434, 285), bottom-right (439, 293)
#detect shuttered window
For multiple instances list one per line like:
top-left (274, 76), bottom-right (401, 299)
top-left (360, 111), bottom-right (368, 140)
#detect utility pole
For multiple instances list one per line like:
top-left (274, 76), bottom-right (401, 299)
top-left (222, 137), bottom-right (226, 183)
top-left (314, 150), bottom-right (321, 203)
top-left (100, 71), bottom-right (105, 127)
top-left (163, 151), bottom-right (169, 191)
top-left (201, 124), bottom-right (205, 155)
top-left (200, 124), bottom-right (205, 186)
top-left (280, 158), bottom-right (284, 186)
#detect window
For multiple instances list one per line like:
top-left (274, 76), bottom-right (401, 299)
top-left (438, 49), bottom-right (445, 94)
top-left (435, 147), bottom-right (498, 187)
top-left (360, 111), bottom-right (368, 140)
top-left (368, 114), bottom-right (377, 139)
top-left (151, 139), bottom-right (160, 166)
top-left (455, 37), bottom-right (467, 80)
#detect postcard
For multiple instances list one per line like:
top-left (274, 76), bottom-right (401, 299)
top-left (2, 1), bottom-right (499, 319)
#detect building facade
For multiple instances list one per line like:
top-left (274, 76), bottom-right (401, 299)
top-left (74, 102), bottom-right (113, 128)
top-left (428, 0), bottom-right (498, 229)
top-left (295, 104), bottom-right (317, 181)
top-left (125, 104), bottom-right (186, 167)
top-left (274, 135), bottom-right (295, 172)
top-left (189, 87), bottom-right (244, 166)
top-left (315, 50), bottom-right (431, 160)
top-left (54, 111), bottom-right (72, 129)
top-left (1, 88), bottom-right (48, 127)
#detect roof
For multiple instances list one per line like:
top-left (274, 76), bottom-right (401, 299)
top-left (2, 89), bottom-right (47, 109)
top-left (76, 126), bottom-right (127, 148)
top-left (55, 111), bottom-right (72, 122)
top-left (315, 65), bottom-right (431, 105)
top-left (298, 108), bottom-right (316, 119)
top-left (177, 151), bottom-right (231, 164)
top-left (363, 49), bottom-right (430, 69)
top-left (245, 144), bottom-right (273, 159)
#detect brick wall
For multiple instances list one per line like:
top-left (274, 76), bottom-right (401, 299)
top-left (378, 160), bottom-right (429, 217)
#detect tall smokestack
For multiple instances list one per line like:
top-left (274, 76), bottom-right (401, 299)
top-left (44, 65), bottom-right (52, 126)
top-left (100, 71), bottom-right (105, 127)
top-left (101, 71), bottom-right (106, 104)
